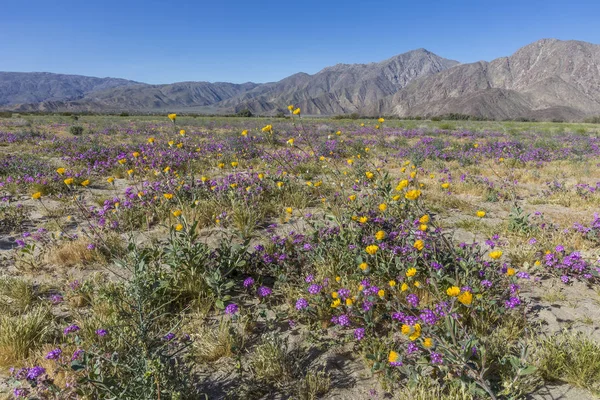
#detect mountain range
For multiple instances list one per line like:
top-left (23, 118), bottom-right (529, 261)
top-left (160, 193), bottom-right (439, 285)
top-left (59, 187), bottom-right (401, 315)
top-left (2, 38), bottom-right (600, 120)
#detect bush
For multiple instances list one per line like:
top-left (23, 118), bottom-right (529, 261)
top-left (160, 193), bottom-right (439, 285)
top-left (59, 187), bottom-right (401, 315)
top-left (236, 109), bottom-right (254, 118)
top-left (69, 126), bottom-right (84, 136)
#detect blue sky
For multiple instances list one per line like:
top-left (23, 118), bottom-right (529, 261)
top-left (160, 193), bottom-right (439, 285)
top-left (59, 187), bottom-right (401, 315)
top-left (1, 0), bottom-right (598, 84)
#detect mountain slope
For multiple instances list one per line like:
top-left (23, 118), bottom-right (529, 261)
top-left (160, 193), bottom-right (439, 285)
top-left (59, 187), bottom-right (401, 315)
top-left (384, 39), bottom-right (600, 119)
top-left (217, 49), bottom-right (459, 115)
top-left (0, 72), bottom-right (139, 106)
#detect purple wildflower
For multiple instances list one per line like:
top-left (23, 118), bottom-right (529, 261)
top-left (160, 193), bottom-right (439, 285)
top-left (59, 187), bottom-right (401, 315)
top-left (243, 277), bottom-right (255, 288)
top-left (354, 328), bottom-right (365, 341)
top-left (257, 286), bottom-right (272, 297)
top-left (295, 298), bottom-right (309, 310)
top-left (45, 348), bottom-right (62, 360)
top-left (225, 303), bottom-right (239, 315)
top-left (63, 324), bottom-right (80, 335)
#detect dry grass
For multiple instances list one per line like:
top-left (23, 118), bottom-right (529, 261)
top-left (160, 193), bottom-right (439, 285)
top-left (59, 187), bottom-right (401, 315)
top-left (46, 238), bottom-right (102, 268)
top-left (0, 306), bottom-right (53, 369)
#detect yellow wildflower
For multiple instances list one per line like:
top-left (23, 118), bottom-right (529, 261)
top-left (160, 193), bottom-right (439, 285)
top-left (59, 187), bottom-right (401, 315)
top-left (413, 240), bottom-right (424, 251)
top-left (458, 291), bottom-right (473, 305)
top-left (405, 189), bottom-right (421, 200)
top-left (365, 245), bottom-right (379, 255)
top-left (375, 231), bottom-right (386, 241)
top-left (446, 286), bottom-right (461, 297)
top-left (406, 268), bottom-right (417, 277)
top-left (378, 203), bottom-right (387, 212)
top-left (489, 250), bottom-right (503, 260)
top-left (32, 192), bottom-right (42, 200)
top-left (56, 167), bottom-right (66, 175)
top-left (476, 210), bottom-right (486, 218)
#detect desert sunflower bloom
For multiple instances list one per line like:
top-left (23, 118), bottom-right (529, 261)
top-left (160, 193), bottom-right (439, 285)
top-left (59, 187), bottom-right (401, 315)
top-left (32, 192), bottom-right (42, 200)
top-left (168, 113), bottom-right (177, 122)
top-left (365, 245), bottom-right (379, 255)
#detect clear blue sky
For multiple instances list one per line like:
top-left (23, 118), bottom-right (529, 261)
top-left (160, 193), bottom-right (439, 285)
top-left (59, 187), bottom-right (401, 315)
top-left (1, 0), bottom-right (598, 84)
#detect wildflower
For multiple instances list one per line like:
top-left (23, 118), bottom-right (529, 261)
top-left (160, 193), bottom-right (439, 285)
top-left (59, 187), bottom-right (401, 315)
top-left (365, 171), bottom-right (374, 179)
top-left (172, 210), bottom-right (182, 217)
top-left (45, 348), bottom-right (62, 360)
top-left (26, 366), bottom-right (46, 381)
top-left (257, 286), bottom-right (272, 297)
top-left (430, 352), bottom-right (443, 364)
top-left (348, 194), bottom-right (356, 201)
top-left (405, 189), bottom-right (421, 200)
top-left (168, 113), bottom-right (177, 122)
top-left (81, 179), bottom-right (90, 187)
top-left (388, 350), bottom-right (399, 363)
top-left (419, 224), bottom-right (428, 231)
top-left (331, 298), bottom-right (341, 308)
top-left (335, 276), bottom-right (341, 283)
top-left (64, 178), bottom-right (74, 185)
top-left (375, 231), bottom-right (386, 240)
top-left (407, 293), bottom-right (420, 307)
top-left (63, 324), bottom-right (80, 335)
top-left (489, 250), bottom-right (503, 260)
top-left (127, 169), bottom-right (134, 175)
top-left (231, 161), bottom-right (238, 167)
top-left (241, 130), bottom-right (248, 137)
top-left (354, 328), bottom-right (365, 341)
top-left (175, 224), bottom-right (183, 231)
top-left (132, 151), bottom-right (140, 158)
top-left (347, 159), bottom-right (354, 165)
top-left (401, 283), bottom-right (408, 291)
top-left (179, 129), bottom-right (186, 136)
top-left (446, 286), bottom-right (461, 297)
top-left (423, 338), bottom-right (433, 348)
top-left (458, 291), bottom-right (473, 305)
top-left (406, 268), bottom-right (417, 277)
top-left (243, 277), bottom-right (255, 288)
top-left (378, 203), bottom-right (387, 212)
top-left (277, 181), bottom-right (284, 188)
top-left (396, 179), bottom-right (409, 191)
top-left (286, 138), bottom-right (294, 146)
top-left (295, 298), bottom-right (309, 310)
top-left (419, 214), bottom-right (430, 224)
top-left (261, 124), bottom-right (273, 133)
top-left (285, 207), bottom-right (293, 214)
top-left (293, 108), bottom-right (301, 115)
top-left (308, 284), bottom-right (322, 294)
top-left (506, 267), bottom-right (516, 276)
top-left (476, 210), bottom-right (486, 218)
top-left (359, 216), bottom-right (368, 224)
top-left (56, 167), bottom-right (66, 175)
top-left (345, 298), bottom-right (353, 306)
top-left (378, 289), bottom-right (385, 298)
top-left (32, 192), bottom-right (42, 200)
top-left (336, 130), bottom-right (342, 135)
top-left (164, 193), bottom-right (173, 200)
top-left (441, 182), bottom-right (450, 189)
top-left (359, 262), bottom-right (368, 271)
top-left (365, 245), bottom-right (379, 255)
top-left (413, 240), bottom-right (424, 251)
top-left (148, 137), bottom-right (155, 144)
top-left (225, 303), bottom-right (239, 315)
top-left (96, 329), bottom-right (108, 337)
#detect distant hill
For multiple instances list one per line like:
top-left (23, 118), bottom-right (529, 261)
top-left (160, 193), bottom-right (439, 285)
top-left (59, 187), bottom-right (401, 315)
top-left (0, 72), bottom-right (139, 106)
top-left (382, 39), bottom-right (600, 120)
top-left (4, 39), bottom-right (600, 120)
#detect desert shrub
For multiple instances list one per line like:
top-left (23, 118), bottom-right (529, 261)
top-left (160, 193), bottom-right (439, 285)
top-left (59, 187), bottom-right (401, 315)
top-left (69, 126), bottom-right (84, 135)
